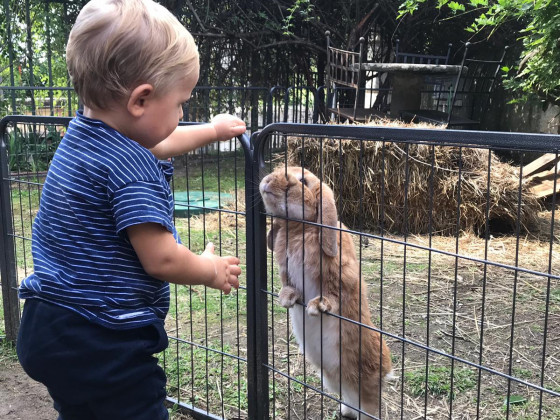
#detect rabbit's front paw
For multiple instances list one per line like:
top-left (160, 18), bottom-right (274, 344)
top-left (278, 286), bottom-right (300, 308)
top-left (307, 296), bottom-right (332, 316)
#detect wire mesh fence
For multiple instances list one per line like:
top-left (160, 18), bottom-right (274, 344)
top-left (2, 116), bottom-right (560, 419)
top-left (250, 123), bottom-right (560, 419)
top-left (0, 115), bottom-right (251, 419)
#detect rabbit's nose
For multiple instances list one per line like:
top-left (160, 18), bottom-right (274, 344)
top-left (259, 176), bottom-right (271, 192)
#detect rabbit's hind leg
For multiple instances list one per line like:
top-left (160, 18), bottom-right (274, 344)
top-left (339, 386), bottom-right (359, 419)
top-left (321, 373), bottom-right (355, 419)
top-left (340, 382), bottom-right (381, 420)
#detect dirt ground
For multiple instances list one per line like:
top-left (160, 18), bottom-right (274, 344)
top-left (0, 354), bottom-right (195, 420)
top-left (0, 356), bottom-right (57, 420)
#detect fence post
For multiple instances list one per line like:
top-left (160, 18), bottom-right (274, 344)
top-left (266, 88), bottom-right (274, 126)
top-left (245, 131), bottom-right (269, 419)
top-left (0, 122), bottom-right (20, 343)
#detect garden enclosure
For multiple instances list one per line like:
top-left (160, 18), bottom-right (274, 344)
top-left (1, 115), bottom-right (560, 419)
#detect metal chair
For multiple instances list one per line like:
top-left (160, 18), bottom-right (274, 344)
top-left (392, 39), bottom-right (454, 113)
top-left (400, 43), bottom-right (508, 129)
top-left (325, 32), bottom-right (386, 123)
top-left (395, 39), bottom-right (452, 65)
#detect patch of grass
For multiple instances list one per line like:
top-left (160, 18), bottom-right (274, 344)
top-left (530, 324), bottom-right (544, 333)
top-left (0, 340), bottom-right (18, 366)
top-left (360, 255), bottom-right (430, 281)
top-left (550, 288), bottom-right (560, 313)
top-left (10, 185), bottom-right (39, 273)
top-left (174, 218), bottom-right (244, 254)
top-left (512, 367), bottom-right (533, 380)
top-left (167, 285), bottom-right (247, 326)
top-left (291, 373), bottom-right (323, 393)
top-left (270, 300), bottom-right (288, 317)
top-left (517, 286), bottom-right (539, 303)
top-left (501, 397), bottom-right (560, 420)
top-left (360, 259), bottom-right (402, 278)
top-left (167, 404), bottom-right (194, 420)
top-left (405, 365), bottom-right (477, 399)
top-left (172, 152), bottom-right (245, 194)
top-left (161, 340), bottom-right (248, 417)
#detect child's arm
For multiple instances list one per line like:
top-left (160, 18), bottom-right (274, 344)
top-left (127, 222), bottom-right (241, 294)
top-left (150, 114), bottom-right (246, 160)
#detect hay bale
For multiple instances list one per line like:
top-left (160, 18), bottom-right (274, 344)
top-left (287, 126), bottom-right (542, 235)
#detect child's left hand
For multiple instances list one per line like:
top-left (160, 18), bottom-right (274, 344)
top-left (211, 114), bottom-right (246, 142)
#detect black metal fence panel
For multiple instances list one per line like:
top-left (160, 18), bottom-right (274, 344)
top-left (249, 123), bottom-right (560, 419)
top-left (1, 115), bottom-right (72, 344)
top-left (0, 115), bottom-right (252, 420)
top-left (2, 117), bottom-right (560, 419)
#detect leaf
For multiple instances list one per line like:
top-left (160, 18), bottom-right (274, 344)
top-left (398, 0), bottom-right (424, 18)
top-left (503, 395), bottom-right (527, 407)
top-left (447, 1), bottom-right (465, 12)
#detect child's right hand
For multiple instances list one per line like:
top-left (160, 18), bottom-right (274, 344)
top-left (200, 242), bottom-right (241, 294)
top-left (211, 114), bottom-right (246, 142)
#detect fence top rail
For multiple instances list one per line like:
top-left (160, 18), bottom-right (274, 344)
top-left (252, 122), bottom-right (560, 165)
top-left (4, 115), bottom-right (560, 159)
top-left (0, 115), bottom-right (73, 133)
top-left (0, 115), bottom-right (252, 158)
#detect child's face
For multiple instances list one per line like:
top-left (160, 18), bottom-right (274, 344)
top-left (133, 69), bottom-right (199, 149)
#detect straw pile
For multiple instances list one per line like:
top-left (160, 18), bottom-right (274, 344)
top-left (287, 126), bottom-right (542, 235)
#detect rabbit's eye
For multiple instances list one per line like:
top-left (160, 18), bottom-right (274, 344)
top-left (300, 177), bottom-right (307, 186)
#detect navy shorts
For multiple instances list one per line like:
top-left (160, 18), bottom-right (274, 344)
top-left (17, 299), bottom-right (169, 420)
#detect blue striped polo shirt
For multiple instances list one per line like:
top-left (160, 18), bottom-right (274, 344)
top-left (19, 111), bottom-right (178, 329)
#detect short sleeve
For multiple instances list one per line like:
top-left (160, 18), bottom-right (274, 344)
top-left (159, 159), bottom-right (174, 182)
top-left (111, 180), bottom-right (175, 235)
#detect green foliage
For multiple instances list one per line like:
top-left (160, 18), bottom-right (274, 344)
top-left (405, 365), bottom-right (477, 398)
top-left (502, 394), bottom-right (527, 408)
top-left (1, 0), bottom-right (78, 114)
top-left (282, 0), bottom-right (318, 36)
top-left (7, 126), bottom-right (61, 172)
top-left (161, 341), bottom-right (248, 414)
top-left (1, 0), bottom-right (400, 92)
top-left (0, 340), bottom-right (18, 365)
top-left (1, 1), bottom-right (70, 83)
top-left (398, 0), bottom-right (560, 106)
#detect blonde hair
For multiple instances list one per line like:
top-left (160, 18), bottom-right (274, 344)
top-left (66, 0), bottom-right (199, 109)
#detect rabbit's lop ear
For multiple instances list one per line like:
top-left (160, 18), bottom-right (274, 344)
top-left (317, 184), bottom-right (338, 257)
top-left (267, 220), bottom-right (282, 251)
top-left (267, 229), bottom-right (275, 251)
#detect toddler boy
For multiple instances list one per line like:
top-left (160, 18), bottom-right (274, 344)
top-left (16, 0), bottom-right (245, 419)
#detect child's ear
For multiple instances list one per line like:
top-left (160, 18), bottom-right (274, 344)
top-left (127, 84), bottom-right (154, 117)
